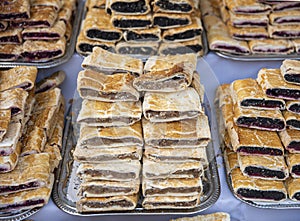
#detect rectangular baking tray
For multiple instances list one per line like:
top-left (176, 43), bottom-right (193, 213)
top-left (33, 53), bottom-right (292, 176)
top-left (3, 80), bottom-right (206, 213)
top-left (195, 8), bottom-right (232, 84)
top-left (0, 0), bottom-right (84, 69)
top-left (52, 98), bottom-right (220, 216)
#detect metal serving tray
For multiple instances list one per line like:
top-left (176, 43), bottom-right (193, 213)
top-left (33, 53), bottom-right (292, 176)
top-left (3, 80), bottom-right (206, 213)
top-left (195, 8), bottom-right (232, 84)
top-left (52, 100), bottom-right (220, 216)
top-left (0, 0), bottom-right (84, 69)
top-left (0, 208), bottom-right (40, 221)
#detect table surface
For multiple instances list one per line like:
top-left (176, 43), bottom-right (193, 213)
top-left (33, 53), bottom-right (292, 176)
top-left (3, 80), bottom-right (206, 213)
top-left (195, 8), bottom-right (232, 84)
top-left (32, 52), bottom-right (300, 221)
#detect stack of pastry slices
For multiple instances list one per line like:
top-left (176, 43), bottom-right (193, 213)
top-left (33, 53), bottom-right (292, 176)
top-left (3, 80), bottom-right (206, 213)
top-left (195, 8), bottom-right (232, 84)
top-left (0, 67), bottom-right (64, 212)
top-left (216, 59), bottom-right (300, 202)
top-left (76, 0), bottom-right (204, 57)
top-left (74, 47), bottom-right (211, 212)
top-left (0, 0), bottom-right (77, 62)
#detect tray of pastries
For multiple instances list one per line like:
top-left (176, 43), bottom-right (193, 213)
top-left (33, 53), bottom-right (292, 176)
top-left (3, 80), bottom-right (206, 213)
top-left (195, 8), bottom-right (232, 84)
top-left (215, 59), bottom-right (300, 208)
top-left (0, 67), bottom-right (65, 220)
top-left (201, 0), bottom-right (300, 60)
top-left (52, 48), bottom-right (220, 215)
top-left (0, 0), bottom-right (83, 68)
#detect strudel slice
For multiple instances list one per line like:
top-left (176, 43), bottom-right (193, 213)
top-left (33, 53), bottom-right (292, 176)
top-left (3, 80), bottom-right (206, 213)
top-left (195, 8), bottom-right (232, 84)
top-left (58, 2), bottom-right (73, 24)
top-left (153, 13), bottom-right (191, 29)
top-left (224, 0), bottom-right (271, 14)
top-left (280, 59), bottom-right (300, 85)
top-left (0, 44), bottom-right (21, 61)
top-left (286, 178), bottom-right (300, 201)
top-left (21, 38), bottom-right (66, 62)
top-left (142, 194), bottom-right (200, 209)
top-left (283, 111), bottom-right (300, 130)
top-left (191, 72), bottom-right (204, 104)
top-left (77, 70), bottom-right (140, 102)
top-left (76, 31), bottom-right (116, 56)
top-left (228, 24), bottom-right (268, 40)
top-left (31, 0), bottom-right (63, 11)
top-left (224, 148), bottom-right (239, 175)
top-left (143, 158), bottom-right (203, 179)
top-left (0, 174), bottom-right (53, 212)
top-left (0, 141), bottom-right (21, 173)
top-left (279, 128), bottom-right (300, 153)
top-left (272, 2), bottom-right (300, 11)
top-left (286, 100), bottom-right (300, 114)
top-left (83, 9), bottom-right (122, 42)
top-left (0, 121), bottom-right (22, 157)
top-left (82, 47), bottom-right (143, 76)
top-left (143, 177), bottom-right (202, 197)
top-left (73, 146), bottom-right (142, 162)
top-left (270, 10), bottom-right (300, 25)
top-left (77, 99), bottom-right (142, 127)
top-left (170, 212), bottom-right (230, 221)
top-left (0, 28), bottom-right (22, 44)
top-left (230, 78), bottom-right (285, 110)
top-left (152, 0), bottom-right (194, 13)
top-left (249, 39), bottom-right (294, 55)
top-left (0, 88), bottom-right (28, 116)
top-left (33, 88), bottom-right (62, 111)
top-left (257, 68), bottom-right (300, 100)
top-left (231, 168), bottom-right (287, 202)
top-left (134, 53), bottom-right (196, 92)
top-left (76, 195), bottom-right (138, 212)
top-left (77, 122), bottom-right (143, 148)
top-left (78, 179), bottom-right (140, 198)
top-left (0, 0), bottom-right (30, 20)
top-left (111, 13), bottom-right (152, 29)
top-left (124, 28), bottom-right (161, 42)
top-left (143, 116), bottom-right (211, 148)
top-left (238, 154), bottom-right (288, 180)
top-left (77, 161), bottom-right (141, 181)
top-left (0, 153), bottom-right (50, 195)
top-left (268, 24), bottom-right (300, 39)
top-left (228, 11), bottom-right (268, 27)
top-left (36, 71), bottom-right (66, 93)
top-left (116, 41), bottom-right (159, 56)
top-left (21, 126), bottom-right (47, 156)
top-left (286, 154), bottom-right (300, 178)
top-left (143, 88), bottom-right (202, 122)
top-left (144, 146), bottom-right (208, 166)
top-left (106, 0), bottom-right (150, 14)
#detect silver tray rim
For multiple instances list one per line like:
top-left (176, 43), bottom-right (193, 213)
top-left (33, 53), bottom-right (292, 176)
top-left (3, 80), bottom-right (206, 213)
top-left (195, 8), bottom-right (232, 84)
top-left (52, 99), bottom-right (221, 216)
top-left (0, 208), bottom-right (40, 221)
top-left (0, 0), bottom-right (84, 69)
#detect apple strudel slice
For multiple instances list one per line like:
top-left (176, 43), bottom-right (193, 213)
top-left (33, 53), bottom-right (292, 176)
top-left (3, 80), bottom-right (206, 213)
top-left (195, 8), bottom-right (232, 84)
top-left (286, 178), bottom-right (300, 201)
top-left (77, 70), bottom-right (140, 102)
top-left (280, 59), bottom-right (300, 85)
top-left (249, 39), bottom-right (294, 55)
top-left (286, 154), bottom-right (300, 178)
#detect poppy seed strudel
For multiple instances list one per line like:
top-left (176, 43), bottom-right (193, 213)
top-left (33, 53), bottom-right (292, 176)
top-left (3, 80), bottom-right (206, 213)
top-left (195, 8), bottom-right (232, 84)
top-left (283, 111), bottom-right (300, 130)
top-left (111, 13), bottom-right (152, 29)
top-left (280, 59), bottom-right (300, 85)
top-left (106, 0), bottom-right (150, 14)
top-left (152, 0), bottom-right (194, 13)
top-left (123, 28), bottom-right (161, 42)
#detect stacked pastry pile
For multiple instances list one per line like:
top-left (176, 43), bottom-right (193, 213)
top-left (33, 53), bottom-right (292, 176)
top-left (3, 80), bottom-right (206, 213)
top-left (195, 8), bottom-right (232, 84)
top-left (0, 67), bottom-right (65, 212)
top-left (74, 47), bottom-right (211, 212)
top-left (216, 59), bottom-right (300, 202)
top-left (201, 0), bottom-right (300, 55)
top-left (0, 0), bottom-right (77, 62)
top-left (76, 0), bottom-right (204, 57)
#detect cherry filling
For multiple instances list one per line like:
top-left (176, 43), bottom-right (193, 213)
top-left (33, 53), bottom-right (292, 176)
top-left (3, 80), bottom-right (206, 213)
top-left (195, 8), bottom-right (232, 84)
top-left (215, 45), bottom-right (249, 54)
top-left (126, 31), bottom-right (159, 41)
top-left (11, 21), bottom-right (50, 28)
top-left (233, 34), bottom-right (267, 39)
top-left (22, 33), bottom-right (60, 39)
top-left (0, 181), bottom-right (39, 194)
top-left (234, 21), bottom-right (267, 26)
top-left (21, 50), bottom-right (62, 61)
top-left (113, 19), bottom-right (151, 28)
top-left (266, 88), bottom-right (300, 100)
top-left (241, 99), bottom-right (284, 109)
top-left (234, 9), bottom-right (270, 14)
top-left (0, 13), bottom-right (29, 20)
top-left (237, 188), bottom-right (285, 201)
top-left (287, 120), bottom-right (300, 129)
top-left (154, 17), bottom-right (189, 27)
top-left (164, 29), bottom-right (201, 41)
top-left (236, 117), bottom-right (285, 130)
top-left (237, 146), bottom-right (283, 156)
top-left (273, 31), bottom-right (300, 38)
top-left (292, 165), bottom-right (300, 176)
top-left (284, 74), bottom-right (300, 84)
top-left (0, 199), bottom-right (45, 211)
top-left (79, 44), bottom-right (114, 53)
top-left (0, 36), bottom-right (20, 43)
top-left (161, 45), bottom-right (202, 55)
top-left (86, 30), bottom-right (121, 41)
top-left (111, 1), bottom-right (147, 13)
top-left (118, 46), bottom-right (156, 55)
top-left (287, 141), bottom-right (300, 151)
top-left (155, 0), bottom-right (192, 12)
top-left (244, 166), bottom-right (285, 179)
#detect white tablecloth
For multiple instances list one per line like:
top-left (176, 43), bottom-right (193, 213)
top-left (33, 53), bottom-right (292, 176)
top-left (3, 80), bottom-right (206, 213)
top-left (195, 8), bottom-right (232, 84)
top-left (32, 52), bottom-right (300, 221)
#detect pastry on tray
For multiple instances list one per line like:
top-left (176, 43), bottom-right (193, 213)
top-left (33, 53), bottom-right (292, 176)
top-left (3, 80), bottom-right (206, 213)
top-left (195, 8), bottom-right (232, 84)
top-left (224, 0), bottom-right (271, 14)
top-left (142, 177), bottom-right (202, 197)
top-left (248, 39), bottom-right (295, 55)
top-left (228, 11), bottom-right (268, 27)
top-left (280, 59), bottom-right (300, 85)
top-left (77, 99), bottom-right (142, 127)
top-left (227, 24), bottom-right (268, 40)
top-left (268, 24), bottom-right (300, 39)
top-left (106, 0), bottom-right (150, 14)
top-left (269, 10), bottom-right (300, 25)
top-left (286, 178), bottom-right (300, 201)
top-left (0, 0), bottom-right (30, 20)
top-left (0, 121), bottom-right (22, 157)
top-left (286, 153), bottom-right (300, 178)
top-left (279, 128), bottom-right (300, 153)
top-left (152, 0), bottom-right (194, 13)
top-left (86, 0), bottom-right (106, 9)
top-left (77, 161), bottom-right (141, 181)
top-left (283, 110), bottom-right (300, 130)
top-left (224, 148), bottom-right (239, 175)
top-left (230, 168), bottom-right (287, 202)
top-left (153, 13), bottom-right (191, 29)
top-left (0, 110), bottom-right (11, 144)
top-left (230, 78), bottom-right (285, 110)
top-left (30, 0), bottom-right (63, 11)
top-left (143, 88), bottom-right (203, 122)
top-left (116, 41), bottom-right (159, 56)
top-left (257, 68), bottom-right (300, 100)
top-left (191, 72), bottom-right (205, 104)
top-left (238, 154), bottom-right (289, 180)
top-left (76, 195), bottom-right (138, 212)
top-left (21, 126), bottom-right (47, 156)
top-left (143, 157), bottom-right (203, 179)
top-left (272, 1), bottom-right (300, 11)
top-left (111, 13), bottom-right (152, 29)
top-left (0, 141), bottom-right (21, 173)
top-left (82, 47), bottom-right (143, 76)
top-left (58, 2), bottom-right (73, 24)
top-left (77, 122), bottom-right (143, 148)
top-left (83, 9), bottom-right (122, 42)
top-left (123, 28), bottom-right (161, 42)
top-left (133, 53), bottom-right (196, 92)
top-left (169, 212), bottom-right (230, 221)
top-left (286, 100), bottom-right (300, 114)
top-left (0, 44), bottom-right (22, 61)
top-left (0, 88), bottom-right (28, 116)
top-left (142, 116), bottom-right (211, 148)
top-left (0, 28), bottom-right (22, 44)
top-left (36, 70), bottom-right (66, 93)
top-left (77, 70), bottom-right (140, 102)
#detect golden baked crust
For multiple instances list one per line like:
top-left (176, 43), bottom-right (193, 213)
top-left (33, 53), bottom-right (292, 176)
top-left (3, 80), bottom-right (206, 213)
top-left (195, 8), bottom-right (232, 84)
top-left (0, 28), bottom-right (22, 44)
top-left (224, 0), bottom-right (271, 14)
top-left (0, 121), bottom-right (22, 158)
top-left (123, 27), bottom-right (161, 42)
top-left (0, 44), bottom-right (22, 61)
top-left (280, 59), bottom-right (300, 85)
top-left (268, 24), bottom-right (300, 39)
top-left (286, 178), bottom-right (300, 201)
top-left (153, 13), bottom-right (191, 29)
top-left (269, 10), bottom-right (300, 25)
top-left (286, 153), bottom-right (300, 178)
top-left (223, 148), bottom-right (239, 175)
top-left (228, 11), bottom-right (268, 27)
top-left (31, 0), bottom-right (63, 11)
top-left (227, 24), bottom-right (268, 40)
top-left (249, 39), bottom-right (295, 55)
top-left (283, 110), bottom-right (300, 130)
top-left (0, 141), bottom-right (21, 173)
top-left (86, 0), bottom-right (106, 9)
top-left (293, 39), bottom-right (300, 53)
top-left (0, 0), bottom-right (30, 20)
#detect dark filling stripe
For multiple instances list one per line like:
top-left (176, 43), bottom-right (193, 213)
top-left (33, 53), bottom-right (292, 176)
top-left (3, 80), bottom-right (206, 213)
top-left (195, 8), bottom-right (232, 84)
top-left (161, 45), bottom-right (202, 55)
top-left (292, 165), bottom-right (300, 176)
top-left (155, 0), bottom-right (192, 12)
top-left (85, 186), bottom-right (132, 194)
top-left (0, 36), bottom-right (21, 44)
top-left (240, 99), bottom-right (284, 109)
top-left (154, 17), bottom-right (189, 27)
top-left (84, 200), bottom-right (133, 208)
top-left (233, 34), bottom-right (267, 39)
top-left (284, 74), bottom-right (300, 84)
top-left (215, 45), bottom-right (249, 54)
top-left (293, 192), bottom-right (300, 201)
top-left (21, 50), bottom-right (62, 61)
top-left (113, 19), bottom-right (151, 28)
top-left (81, 117), bottom-right (138, 125)
top-left (164, 29), bottom-right (201, 41)
top-left (236, 117), bottom-right (285, 130)
top-left (87, 29), bottom-right (121, 41)
top-left (237, 188), bottom-right (285, 201)
top-left (81, 137), bottom-right (142, 146)
top-left (22, 33), bottom-right (60, 39)
top-left (234, 9), bottom-right (270, 14)
top-left (0, 181), bottom-right (40, 194)
top-left (145, 186), bottom-right (201, 195)
top-left (146, 168), bottom-right (201, 178)
top-left (118, 46), bottom-right (156, 55)
top-left (0, 199), bottom-right (45, 211)
top-left (145, 110), bottom-right (199, 120)
top-left (111, 0), bottom-right (148, 13)
top-left (253, 47), bottom-right (293, 53)
top-left (78, 43), bottom-right (115, 53)
top-left (237, 146), bottom-right (283, 156)
top-left (273, 31), bottom-right (300, 38)
top-left (80, 89), bottom-right (136, 101)
top-left (275, 18), bottom-right (300, 24)
top-left (126, 31), bottom-right (159, 42)
top-left (145, 199), bottom-right (197, 207)
top-left (0, 13), bottom-right (29, 20)
top-left (153, 138), bottom-right (208, 147)
top-left (84, 169), bottom-right (137, 179)
top-left (287, 120), bottom-right (300, 129)
top-left (234, 21), bottom-right (267, 27)
top-left (244, 166), bottom-right (286, 179)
